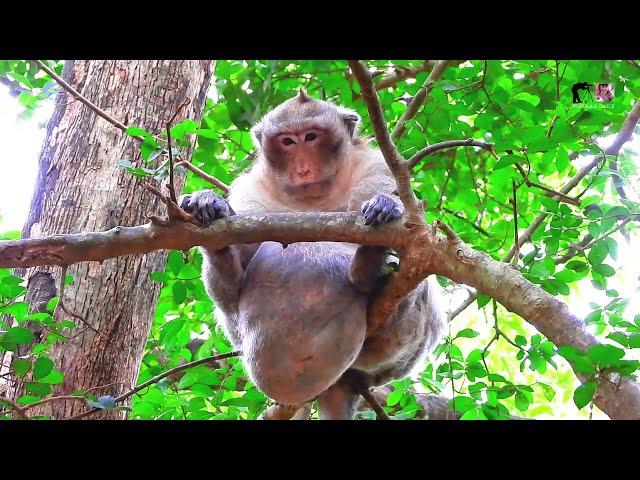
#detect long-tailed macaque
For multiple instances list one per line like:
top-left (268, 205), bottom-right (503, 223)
top-left (180, 90), bottom-right (445, 419)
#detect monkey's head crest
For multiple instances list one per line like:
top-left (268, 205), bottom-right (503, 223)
top-left (250, 90), bottom-right (362, 149)
top-left (296, 88), bottom-right (312, 103)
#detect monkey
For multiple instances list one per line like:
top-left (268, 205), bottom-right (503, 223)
top-left (179, 90), bottom-right (446, 419)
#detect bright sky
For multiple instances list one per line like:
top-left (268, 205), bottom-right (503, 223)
top-left (0, 85), bottom-right (54, 232)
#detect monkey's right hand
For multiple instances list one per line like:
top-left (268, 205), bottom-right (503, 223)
top-left (179, 190), bottom-right (234, 226)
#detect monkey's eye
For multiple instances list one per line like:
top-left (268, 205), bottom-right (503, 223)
top-left (304, 133), bottom-right (317, 142)
top-left (282, 138), bottom-right (295, 146)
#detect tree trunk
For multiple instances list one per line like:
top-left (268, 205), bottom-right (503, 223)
top-left (6, 60), bottom-right (213, 419)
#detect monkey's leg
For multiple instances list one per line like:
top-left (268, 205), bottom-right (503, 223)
top-left (201, 247), bottom-right (244, 316)
top-left (316, 379), bottom-right (361, 420)
top-left (348, 246), bottom-right (386, 294)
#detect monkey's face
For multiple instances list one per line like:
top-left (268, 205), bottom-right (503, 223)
top-left (252, 91), bottom-right (361, 201)
top-left (263, 125), bottom-right (343, 199)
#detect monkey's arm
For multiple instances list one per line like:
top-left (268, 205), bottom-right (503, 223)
top-left (179, 191), bottom-right (247, 317)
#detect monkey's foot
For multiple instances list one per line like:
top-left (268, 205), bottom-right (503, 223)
top-left (178, 190), bottom-right (234, 226)
top-left (361, 194), bottom-right (404, 226)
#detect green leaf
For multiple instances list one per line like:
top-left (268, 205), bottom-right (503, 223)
top-left (167, 250), bottom-right (185, 276)
top-left (386, 389), bottom-right (403, 407)
top-left (592, 263), bottom-right (615, 277)
top-left (513, 92), bottom-right (540, 106)
top-left (493, 155), bottom-right (520, 171)
top-left (2, 327), bottom-right (34, 345)
top-left (125, 126), bottom-right (149, 137)
top-left (452, 396), bottom-right (477, 414)
top-left (172, 282), bottom-right (187, 304)
top-left (587, 241), bottom-right (608, 266)
top-left (514, 391), bottom-right (530, 411)
top-left (514, 335), bottom-right (527, 346)
top-left (476, 294), bottom-right (491, 309)
top-left (2, 302), bottom-right (29, 320)
top-left (460, 406), bottom-right (487, 420)
top-left (38, 370), bottom-right (64, 385)
top-left (24, 382), bottom-right (52, 397)
top-left (455, 328), bottom-right (479, 339)
top-left (538, 383), bottom-right (556, 401)
top-left (12, 358), bottom-right (31, 377)
top-left (33, 357), bottom-right (54, 380)
top-left (573, 380), bottom-right (597, 409)
top-left (628, 335), bottom-right (640, 348)
top-left (566, 260), bottom-right (588, 272)
top-left (587, 344), bottom-right (624, 367)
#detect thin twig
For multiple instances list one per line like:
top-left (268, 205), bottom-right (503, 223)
top-left (348, 60), bottom-right (420, 217)
top-left (441, 208), bottom-right (490, 237)
top-left (165, 98), bottom-right (192, 204)
top-left (391, 60), bottom-right (454, 141)
top-left (0, 395), bottom-right (29, 420)
top-left (64, 351), bottom-right (241, 420)
top-left (360, 388), bottom-right (390, 420)
top-left (408, 139), bottom-right (497, 170)
top-left (514, 163), bottom-right (580, 206)
top-left (175, 161), bottom-right (230, 193)
top-left (512, 180), bottom-right (519, 266)
top-left (33, 60), bottom-right (128, 132)
top-left (142, 182), bottom-right (198, 225)
top-left (22, 395), bottom-right (88, 412)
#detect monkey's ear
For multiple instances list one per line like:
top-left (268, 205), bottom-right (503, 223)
top-left (251, 124), bottom-right (263, 146)
top-left (342, 113), bottom-right (360, 137)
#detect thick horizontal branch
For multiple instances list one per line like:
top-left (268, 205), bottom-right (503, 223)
top-left (3, 208), bottom-right (640, 419)
top-left (0, 212), bottom-right (398, 269)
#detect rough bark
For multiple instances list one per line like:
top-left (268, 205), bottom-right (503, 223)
top-left (4, 60), bottom-right (213, 419)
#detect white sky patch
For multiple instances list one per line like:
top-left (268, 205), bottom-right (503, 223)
top-left (0, 85), bottom-right (54, 232)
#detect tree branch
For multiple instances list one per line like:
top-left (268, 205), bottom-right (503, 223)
top-left (175, 161), bottom-right (230, 193)
top-left (505, 98), bottom-right (640, 262)
top-left (348, 60), bottom-right (421, 219)
top-left (374, 61), bottom-right (436, 90)
top-left (33, 60), bottom-right (128, 133)
top-left (0, 396), bottom-right (29, 419)
top-left (391, 60), bottom-right (454, 141)
top-left (408, 139), bottom-right (497, 170)
top-left (65, 351), bottom-right (240, 420)
top-left (450, 98), bottom-right (640, 320)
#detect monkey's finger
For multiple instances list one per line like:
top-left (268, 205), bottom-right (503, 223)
top-left (178, 194), bottom-right (191, 210)
top-left (377, 202), bottom-right (397, 223)
top-left (363, 195), bottom-right (383, 219)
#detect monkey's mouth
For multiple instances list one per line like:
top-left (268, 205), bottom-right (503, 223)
top-left (286, 176), bottom-right (335, 198)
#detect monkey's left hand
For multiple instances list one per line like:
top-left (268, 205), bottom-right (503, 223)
top-left (361, 194), bottom-right (404, 226)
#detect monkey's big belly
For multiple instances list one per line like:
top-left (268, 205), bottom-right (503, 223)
top-left (237, 241), bottom-right (367, 405)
